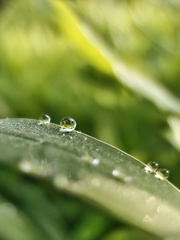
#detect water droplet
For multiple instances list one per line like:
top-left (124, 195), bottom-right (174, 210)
top-left (145, 161), bottom-right (159, 173)
top-left (112, 169), bottom-right (120, 177)
top-left (112, 169), bottom-right (126, 181)
top-left (19, 160), bottom-right (32, 172)
top-left (155, 168), bottom-right (170, 180)
top-left (60, 117), bottom-right (76, 132)
top-left (39, 114), bottom-right (51, 124)
top-left (91, 158), bottom-right (100, 166)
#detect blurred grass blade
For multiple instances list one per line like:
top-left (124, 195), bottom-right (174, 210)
top-left (0, 118), bottom-right (179, 239)
top-left (53, 0), bottom-right (180, 115)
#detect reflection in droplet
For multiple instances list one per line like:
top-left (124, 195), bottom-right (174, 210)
top-left (145, 161), bottom-right (159, 173)
top-left (91, 158), bottom-right (100, 166)
top-left (155, 168), bottom-right (170, 180)
top-left (39, 114), bottom-right (51, 124)
top-left (60, 117), bottom-right (76, 132)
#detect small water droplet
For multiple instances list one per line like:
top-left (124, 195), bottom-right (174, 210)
top-left (19, 160), bottom-right (32, 172)
top-left (91, 158), bottom-right (100, 166)
top-left (39, 114), bottom-right (51, 124)
top-left (145, 161), bottom-right (159, 173)
top-left (155, 168), bottom-right (170, 180)
top-left (112, 169), bottom-right (120, 177)
top-left (60, 117), bottom-right (76, 132)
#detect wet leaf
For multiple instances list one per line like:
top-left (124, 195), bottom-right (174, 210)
top-left (0, 118), bottom-right (179, 240)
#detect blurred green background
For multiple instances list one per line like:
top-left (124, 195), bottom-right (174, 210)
top-left (0, 0), bottom-right (180, 239)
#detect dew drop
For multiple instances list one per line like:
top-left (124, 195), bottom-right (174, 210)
top-left (91, 158), bottom-right (100, 166)
top-left (155, 168), bottom-right (170, 180)
top-left (39, 114), bottom-right (51, 124)
top-left (145, 161), bottom-right (159, 173)
top-left (60, 117), bottom-right (76, 132)
top-left (19, 160), bottom-right (32, 172)
top-left (112, 169), bottom-right (120, 177)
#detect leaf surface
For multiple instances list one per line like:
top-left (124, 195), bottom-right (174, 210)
top-left (0, 118), bottom-right (179, 239)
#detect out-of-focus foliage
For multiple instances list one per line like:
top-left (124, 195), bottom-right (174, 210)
top-left (0, 0), bottom-right (180, 239)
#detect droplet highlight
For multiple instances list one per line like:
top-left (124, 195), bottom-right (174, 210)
top-left (112, 169), bottom-right (120, 177)
top-left (145, 161), bottom-right (159, 173)
top-left (39, 114), bottom-right (51, 124)
top-left (19, 160), bottom-right (32, 172)
top-left (91, 158), bottom-right (100, 166)
top-left (60, 117), bottom-right (76, 132)
top-left (155, 168), bottom-right (170, 180)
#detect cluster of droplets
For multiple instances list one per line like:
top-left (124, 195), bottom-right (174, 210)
top-left (39, 115), bottom-right (170, 181)
top-left (39, 115), bottom-right (76, 132)
top-left (145, 161), bottom-right (169, 180)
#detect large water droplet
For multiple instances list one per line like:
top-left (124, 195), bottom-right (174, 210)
top-left (60, 117), bottom-right (76, 132)
top-left (145, 161), bottom-right (159, 173)
top-left (39, 114), bottom-right (51, 124)
top-left (155, 168), bottom-right (170, 180)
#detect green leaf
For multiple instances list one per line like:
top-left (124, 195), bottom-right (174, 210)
top-left (0, 118), bottom-right (179, 240)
